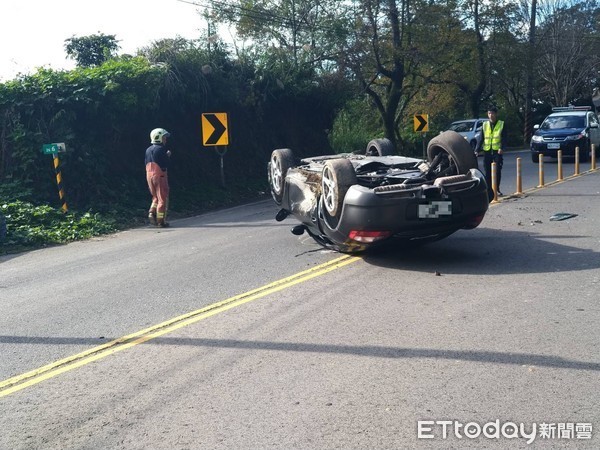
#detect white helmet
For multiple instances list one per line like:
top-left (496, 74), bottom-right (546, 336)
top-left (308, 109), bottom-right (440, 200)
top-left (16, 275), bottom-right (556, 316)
top-left (150, 128), bottom-right (170, 144)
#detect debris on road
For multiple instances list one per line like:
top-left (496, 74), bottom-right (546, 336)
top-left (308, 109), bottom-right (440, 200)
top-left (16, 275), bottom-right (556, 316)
top-left (549, 212), bottom-right (578, 221)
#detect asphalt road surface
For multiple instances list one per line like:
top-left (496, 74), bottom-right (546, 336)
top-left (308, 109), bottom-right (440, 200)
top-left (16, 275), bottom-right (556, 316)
top-left (1, 168), bottom-right (599, 449)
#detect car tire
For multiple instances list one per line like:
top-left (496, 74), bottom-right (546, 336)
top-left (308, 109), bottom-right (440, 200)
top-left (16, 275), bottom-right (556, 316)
top-left (365, 138), bottom-right (395, 156)
top-left (427, 130), bottom-right (478, 174)
top-left (321, 158), bottom-right (357, 225)
top-left (531, 153), bottom-right (540, 163)
top-left (269, 148), bottom-right (295, 205)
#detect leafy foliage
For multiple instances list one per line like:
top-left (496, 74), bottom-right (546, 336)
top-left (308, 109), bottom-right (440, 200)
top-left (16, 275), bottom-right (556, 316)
top-left (0, 201), bottom-right (117, 254)
top-left (329, 98), bottom-right (384, 154)
top-left (0, 58), bottom-right (167, 209)
top-left (64, 33), bottom-right (121, 67)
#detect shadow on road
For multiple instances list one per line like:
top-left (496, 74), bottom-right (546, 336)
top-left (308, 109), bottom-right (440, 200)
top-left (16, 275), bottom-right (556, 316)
top-left (1, 335), bottom-right (599, 372)
top-left (361, 228), bottom-right (598, 276)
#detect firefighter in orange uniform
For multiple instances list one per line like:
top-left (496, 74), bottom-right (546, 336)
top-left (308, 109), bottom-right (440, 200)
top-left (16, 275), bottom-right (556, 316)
top-left (145, 128), bottom-right (172, 227)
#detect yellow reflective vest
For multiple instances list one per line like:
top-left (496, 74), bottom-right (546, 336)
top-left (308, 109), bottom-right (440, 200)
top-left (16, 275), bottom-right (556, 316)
top-left (482, 120), bottom-right (504, 151)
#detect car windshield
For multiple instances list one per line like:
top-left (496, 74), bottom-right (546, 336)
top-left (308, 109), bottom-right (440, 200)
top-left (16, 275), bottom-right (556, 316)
top-left (449, 122), bottom-right (474, 132)
top-left (541, 115), bottom-right (585, 130)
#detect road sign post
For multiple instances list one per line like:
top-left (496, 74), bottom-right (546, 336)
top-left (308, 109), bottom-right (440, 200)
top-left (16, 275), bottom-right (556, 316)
top-left (202, 113), bottom-right (229, 188)
top-left (414, 114), bottom-right (429, 159)
top-left (42, 142), bottom-right (66, 155)
top-left (41, 143), bottom-right (68, 212)
top-left (215, 146), bottom-right (228, 188)
top-left (52, 153), bottom-right (68, 212)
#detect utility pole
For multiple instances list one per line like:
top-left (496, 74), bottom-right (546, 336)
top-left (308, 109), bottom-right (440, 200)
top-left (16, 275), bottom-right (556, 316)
top-left (524, 0), bottom-right (537, 146)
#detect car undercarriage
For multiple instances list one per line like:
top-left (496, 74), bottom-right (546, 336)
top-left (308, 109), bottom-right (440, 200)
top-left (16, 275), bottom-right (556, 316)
top-left (268, 132), bottom-right (489, 253)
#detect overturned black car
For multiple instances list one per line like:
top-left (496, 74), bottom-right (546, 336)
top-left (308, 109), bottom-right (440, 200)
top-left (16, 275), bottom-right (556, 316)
top-left (268, 131), bottom-right (489, 253)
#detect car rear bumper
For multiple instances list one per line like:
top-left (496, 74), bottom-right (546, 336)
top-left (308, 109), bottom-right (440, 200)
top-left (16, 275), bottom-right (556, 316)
top-left (319, 169), bottom-right (489, 249)
top-left (531, 139), bottom-right (588, 158)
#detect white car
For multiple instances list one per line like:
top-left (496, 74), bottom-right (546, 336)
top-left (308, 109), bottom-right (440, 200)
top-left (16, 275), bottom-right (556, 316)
top-left (447, 118), bottom-right (488, 153)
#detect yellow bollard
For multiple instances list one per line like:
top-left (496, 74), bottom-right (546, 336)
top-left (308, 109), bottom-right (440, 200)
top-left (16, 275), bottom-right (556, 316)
top-left (557, 150), bottom-right (563, 181)
top-left (592, 144), bottom-right (596, 170)
top-left (538, 154), bottom-right (544, 187)
top-left (491, 162), bottom-right (498, 202)
top-left (574, 147), bottom-right (580, 175)
top-left (515, 157), bottom-right (523, 195)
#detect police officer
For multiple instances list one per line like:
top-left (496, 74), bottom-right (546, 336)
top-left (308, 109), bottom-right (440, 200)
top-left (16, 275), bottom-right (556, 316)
top-left (477, 106), bottom-right (507, 199)
top-left (145, 128), bottom-right (172, 227)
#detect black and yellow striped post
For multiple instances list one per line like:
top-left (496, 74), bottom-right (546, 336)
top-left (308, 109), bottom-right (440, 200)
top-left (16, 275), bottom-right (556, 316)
top-left (52, 153), bottom-right (68, 213)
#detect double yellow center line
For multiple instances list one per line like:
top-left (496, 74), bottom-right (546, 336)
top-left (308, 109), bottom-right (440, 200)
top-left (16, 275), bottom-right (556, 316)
top-left (0, 255), bottom-right (360, 398)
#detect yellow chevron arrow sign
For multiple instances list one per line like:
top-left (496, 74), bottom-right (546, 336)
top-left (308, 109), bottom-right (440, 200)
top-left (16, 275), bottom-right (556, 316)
top-left (414, 114), bottom-right (429, 132)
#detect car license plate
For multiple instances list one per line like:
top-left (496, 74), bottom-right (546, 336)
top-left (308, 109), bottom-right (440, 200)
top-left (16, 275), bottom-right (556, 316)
top-left (418, 201), bottom-right (452, 219)
top-left (547, 142), bottom-right (560, 149)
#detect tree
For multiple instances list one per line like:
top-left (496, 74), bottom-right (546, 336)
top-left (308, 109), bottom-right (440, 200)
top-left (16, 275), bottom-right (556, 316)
top-left (341, 0), bottom-right (485, 148)
top-left (535, 0), bottom-right (600, 106)
top-left (64, 33), bottom-right (120, 67)
top-left (206, 0), bottom-right (483, 148)
top-left (207, 0), bottom-right (352, 71)
top-left (523, 0), bottom-right (538, 144)
top-left (458, 0), bottom-right (487, 118)
top-left (427, 0), bottom-right (488, 118)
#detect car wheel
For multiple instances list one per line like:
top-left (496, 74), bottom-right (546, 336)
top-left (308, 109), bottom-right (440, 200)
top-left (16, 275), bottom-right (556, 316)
top-left (269, 148), bottom-right (295, 205)
top-left (531, 153), bottom-right (540, 163)
top-left (365, 138), bottom-right (395, 156)
top-left (321, 159), bottom-right (357, 225)
top-left (427, 131), bottom-right (478, 174)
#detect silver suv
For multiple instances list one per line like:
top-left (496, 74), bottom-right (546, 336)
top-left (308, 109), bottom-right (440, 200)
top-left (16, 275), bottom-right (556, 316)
top-left (448, 118), bottom-right (488, 153)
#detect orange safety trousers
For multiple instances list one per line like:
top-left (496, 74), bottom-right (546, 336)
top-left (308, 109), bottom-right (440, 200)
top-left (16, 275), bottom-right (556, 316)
top-left (146, 162), bottom-right (169, 221)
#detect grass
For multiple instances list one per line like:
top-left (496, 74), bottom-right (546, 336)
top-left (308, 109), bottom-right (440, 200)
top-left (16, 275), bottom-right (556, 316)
top-left (0, 201), bottom-right (118, 255)
top-left (0, 179), bottom-right (270, 256)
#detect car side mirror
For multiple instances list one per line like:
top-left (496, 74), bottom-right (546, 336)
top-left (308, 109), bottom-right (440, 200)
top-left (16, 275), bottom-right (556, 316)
top-left (590, 123), bottom-right (599, 129)
top-left (533, 124), bottom-right (540, 130)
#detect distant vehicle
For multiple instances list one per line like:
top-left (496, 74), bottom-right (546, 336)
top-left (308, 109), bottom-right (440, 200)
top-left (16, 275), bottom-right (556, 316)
top-left (267, 132), bottom-right (489, 254)
top-left (447, 118), bottom-right (488, 153)
top-left (530, 106), bottom-right (600, 163)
